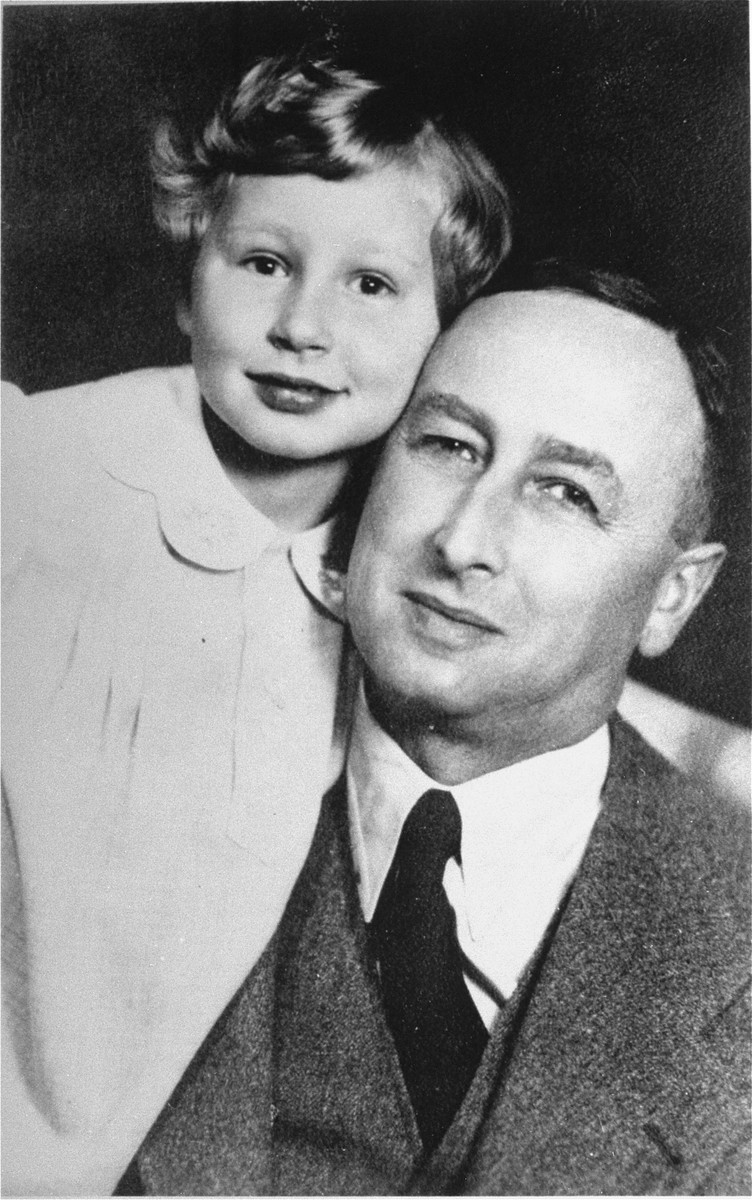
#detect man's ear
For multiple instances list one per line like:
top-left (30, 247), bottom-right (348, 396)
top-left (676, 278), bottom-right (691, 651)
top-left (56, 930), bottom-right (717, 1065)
top-left (639, 542), bottom-right (726, 658)
top-left (176, 297), bottom-right (192, 338)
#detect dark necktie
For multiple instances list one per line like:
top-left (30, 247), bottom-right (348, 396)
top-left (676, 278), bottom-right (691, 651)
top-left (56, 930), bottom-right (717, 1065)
top-left (369, 788), bottom-right (489, 1153)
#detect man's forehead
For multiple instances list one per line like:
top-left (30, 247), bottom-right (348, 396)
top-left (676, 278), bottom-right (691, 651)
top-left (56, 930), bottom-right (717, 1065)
top-left (430, 291), bottom-right (687, 389)
top-left (419, 288), bottom-right (704, 450)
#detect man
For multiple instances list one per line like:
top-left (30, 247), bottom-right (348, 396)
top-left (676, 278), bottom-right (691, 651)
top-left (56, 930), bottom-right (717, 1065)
top-left (121, 265), bottom-right (750, 1195)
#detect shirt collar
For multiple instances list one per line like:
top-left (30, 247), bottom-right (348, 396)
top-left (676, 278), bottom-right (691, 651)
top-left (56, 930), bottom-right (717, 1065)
top-left (87, 365), bottom-right (345, 620)
top-left (348, 684), bottom-right (610, 936)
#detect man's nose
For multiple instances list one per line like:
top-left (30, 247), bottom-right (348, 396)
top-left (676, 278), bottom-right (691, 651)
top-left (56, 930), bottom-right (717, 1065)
top-left (431, 487), bottom-right (508, 577)
top-left (268, 278), bottom-right (331, 353)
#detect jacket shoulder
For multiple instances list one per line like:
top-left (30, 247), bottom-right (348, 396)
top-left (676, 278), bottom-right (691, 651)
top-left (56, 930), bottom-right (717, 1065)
top-left (610, 714), bottom-right (750, 859)
top-left (607, 714), bottom-right (750, 969)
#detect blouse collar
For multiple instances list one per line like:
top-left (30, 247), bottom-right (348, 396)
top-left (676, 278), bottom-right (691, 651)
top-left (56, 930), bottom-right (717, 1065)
top-left (87, 365), bottom-right (345, 620)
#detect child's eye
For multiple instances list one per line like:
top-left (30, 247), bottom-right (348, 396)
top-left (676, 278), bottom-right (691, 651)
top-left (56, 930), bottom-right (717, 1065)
top-left (242, 254), bottom-right (287, 277)
top-left (354, 273), bottom-right (395, 298)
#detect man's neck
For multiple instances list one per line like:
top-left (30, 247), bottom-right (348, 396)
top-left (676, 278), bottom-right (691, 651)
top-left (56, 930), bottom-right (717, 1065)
top-left (364, 678), bottom-right (618, 786)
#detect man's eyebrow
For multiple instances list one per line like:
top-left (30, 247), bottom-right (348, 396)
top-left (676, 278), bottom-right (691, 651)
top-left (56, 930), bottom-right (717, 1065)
top-left (408, 390), bottom-right (495, 442)
top-left (534, 437), bottom-right (618, 482)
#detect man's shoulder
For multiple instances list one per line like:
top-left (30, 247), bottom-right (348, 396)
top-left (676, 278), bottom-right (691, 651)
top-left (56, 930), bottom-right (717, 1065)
top-left (610, 712), bottom-right (749, 827)
top-left (606, 714), bottom-right (750, 932)
top-left (619, 678), bottom-right (750, 805)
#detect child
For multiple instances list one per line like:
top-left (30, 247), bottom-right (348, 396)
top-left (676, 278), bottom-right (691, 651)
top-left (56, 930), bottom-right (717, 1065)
top-left (1, 55), bottom-right (511, 1192)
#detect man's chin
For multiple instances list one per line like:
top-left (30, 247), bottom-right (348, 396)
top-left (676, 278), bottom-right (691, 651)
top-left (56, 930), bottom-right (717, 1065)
top-left (363, 667), bottom-right (474, 734)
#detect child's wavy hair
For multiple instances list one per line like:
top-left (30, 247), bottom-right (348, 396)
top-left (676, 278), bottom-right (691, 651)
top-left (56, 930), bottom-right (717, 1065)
top-left (152, 54), bottom-right (512, 325)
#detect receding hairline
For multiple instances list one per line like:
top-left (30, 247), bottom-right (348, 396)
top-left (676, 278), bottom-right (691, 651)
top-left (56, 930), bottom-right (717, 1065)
top-left (427, 286), bottom-right (714, 546)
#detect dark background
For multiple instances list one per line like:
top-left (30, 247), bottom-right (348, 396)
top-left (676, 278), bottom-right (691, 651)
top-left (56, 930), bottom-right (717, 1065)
top-left (3, 0), bottom-right (750, 726)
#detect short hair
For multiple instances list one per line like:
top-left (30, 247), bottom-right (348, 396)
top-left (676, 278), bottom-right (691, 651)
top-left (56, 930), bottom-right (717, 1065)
top-left (495, 259), bottom-right (730, 545)
top-left (152, 55), bottom-right (512, 325)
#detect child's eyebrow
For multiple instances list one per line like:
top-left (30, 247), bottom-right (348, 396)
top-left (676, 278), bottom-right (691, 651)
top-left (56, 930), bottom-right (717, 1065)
top-left (221, 221), bottom-right (429, 271)
top-left (347, 238), bottom-right (429, 271)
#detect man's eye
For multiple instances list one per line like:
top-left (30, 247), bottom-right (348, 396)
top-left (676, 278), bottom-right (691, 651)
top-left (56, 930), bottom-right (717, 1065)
top-left (419, 435), bottom-right (479, 465)
top-left (355, 273), bottom-right (394, 297)
top-left (242, 254), bottom-right (287, 277)
top-left (543, 480), bottom-right (598, 515)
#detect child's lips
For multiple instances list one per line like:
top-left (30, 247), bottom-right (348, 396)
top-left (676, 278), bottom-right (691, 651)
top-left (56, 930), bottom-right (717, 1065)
top-left (249, 372), bottom-right (346, 414)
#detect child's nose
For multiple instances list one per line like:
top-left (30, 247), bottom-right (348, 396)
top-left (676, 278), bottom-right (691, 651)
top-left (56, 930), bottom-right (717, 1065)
top-left (268, 279), bottom-right (331, 353)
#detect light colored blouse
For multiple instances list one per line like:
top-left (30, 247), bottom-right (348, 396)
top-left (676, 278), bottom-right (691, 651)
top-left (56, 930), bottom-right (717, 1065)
top-left (2, 367), bottom-right (351, 1188)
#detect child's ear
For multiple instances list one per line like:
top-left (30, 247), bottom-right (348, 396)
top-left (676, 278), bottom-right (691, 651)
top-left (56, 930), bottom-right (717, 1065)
top-left (638, 541), bottom-right (726, 658)
top-left (176, 297), bottom-right (192, 338)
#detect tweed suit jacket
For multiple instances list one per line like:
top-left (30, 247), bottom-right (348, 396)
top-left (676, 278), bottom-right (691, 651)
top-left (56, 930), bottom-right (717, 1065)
top-left (135, 717), bottom-right (751, 1196)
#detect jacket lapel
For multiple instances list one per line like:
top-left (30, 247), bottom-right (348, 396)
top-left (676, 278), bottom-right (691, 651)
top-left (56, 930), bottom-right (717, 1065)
top-left (136, 935), bottom-right (278, 1195)
top-left (272, 777), bottom-right (423, 1194)
top-left (135, 778), bottom-right (420, 1196)
top-left (462, 717), bottom-right (751, 1194)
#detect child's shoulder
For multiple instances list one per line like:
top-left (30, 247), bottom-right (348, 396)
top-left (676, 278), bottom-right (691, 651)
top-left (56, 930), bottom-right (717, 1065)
top-left (8, 364), bottom-right (194, 432)
top-left (3, 366), bottom-right (198, 556)
top-left (4, 364), bottom-right (196, 481)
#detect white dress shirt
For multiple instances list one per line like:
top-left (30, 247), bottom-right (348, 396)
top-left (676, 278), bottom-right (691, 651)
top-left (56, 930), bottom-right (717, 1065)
top-left (347, 687), bottom-right (610, 1029)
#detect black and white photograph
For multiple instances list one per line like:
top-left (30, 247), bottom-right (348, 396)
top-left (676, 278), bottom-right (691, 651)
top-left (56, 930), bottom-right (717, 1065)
top-left (2, 2), bottom-right (750, 1195)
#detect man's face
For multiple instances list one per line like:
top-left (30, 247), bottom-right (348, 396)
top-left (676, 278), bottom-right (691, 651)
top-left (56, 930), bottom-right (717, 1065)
top-left (347, 291), bottom-right (710, 752)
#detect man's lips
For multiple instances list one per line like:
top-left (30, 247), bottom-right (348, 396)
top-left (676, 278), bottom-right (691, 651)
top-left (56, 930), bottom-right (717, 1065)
top-left (248, 372), bottom-right (345, 414)
top-left (404, 590), bottom-right (503, 634)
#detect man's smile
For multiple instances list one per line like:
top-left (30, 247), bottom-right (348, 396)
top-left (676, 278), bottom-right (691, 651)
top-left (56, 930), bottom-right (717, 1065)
top-left (403, 590), bottom-right (504, 640)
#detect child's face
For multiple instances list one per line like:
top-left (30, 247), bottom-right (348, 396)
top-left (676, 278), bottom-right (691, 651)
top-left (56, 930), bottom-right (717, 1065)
top-left (179, 169), bottom-right (441, 464)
